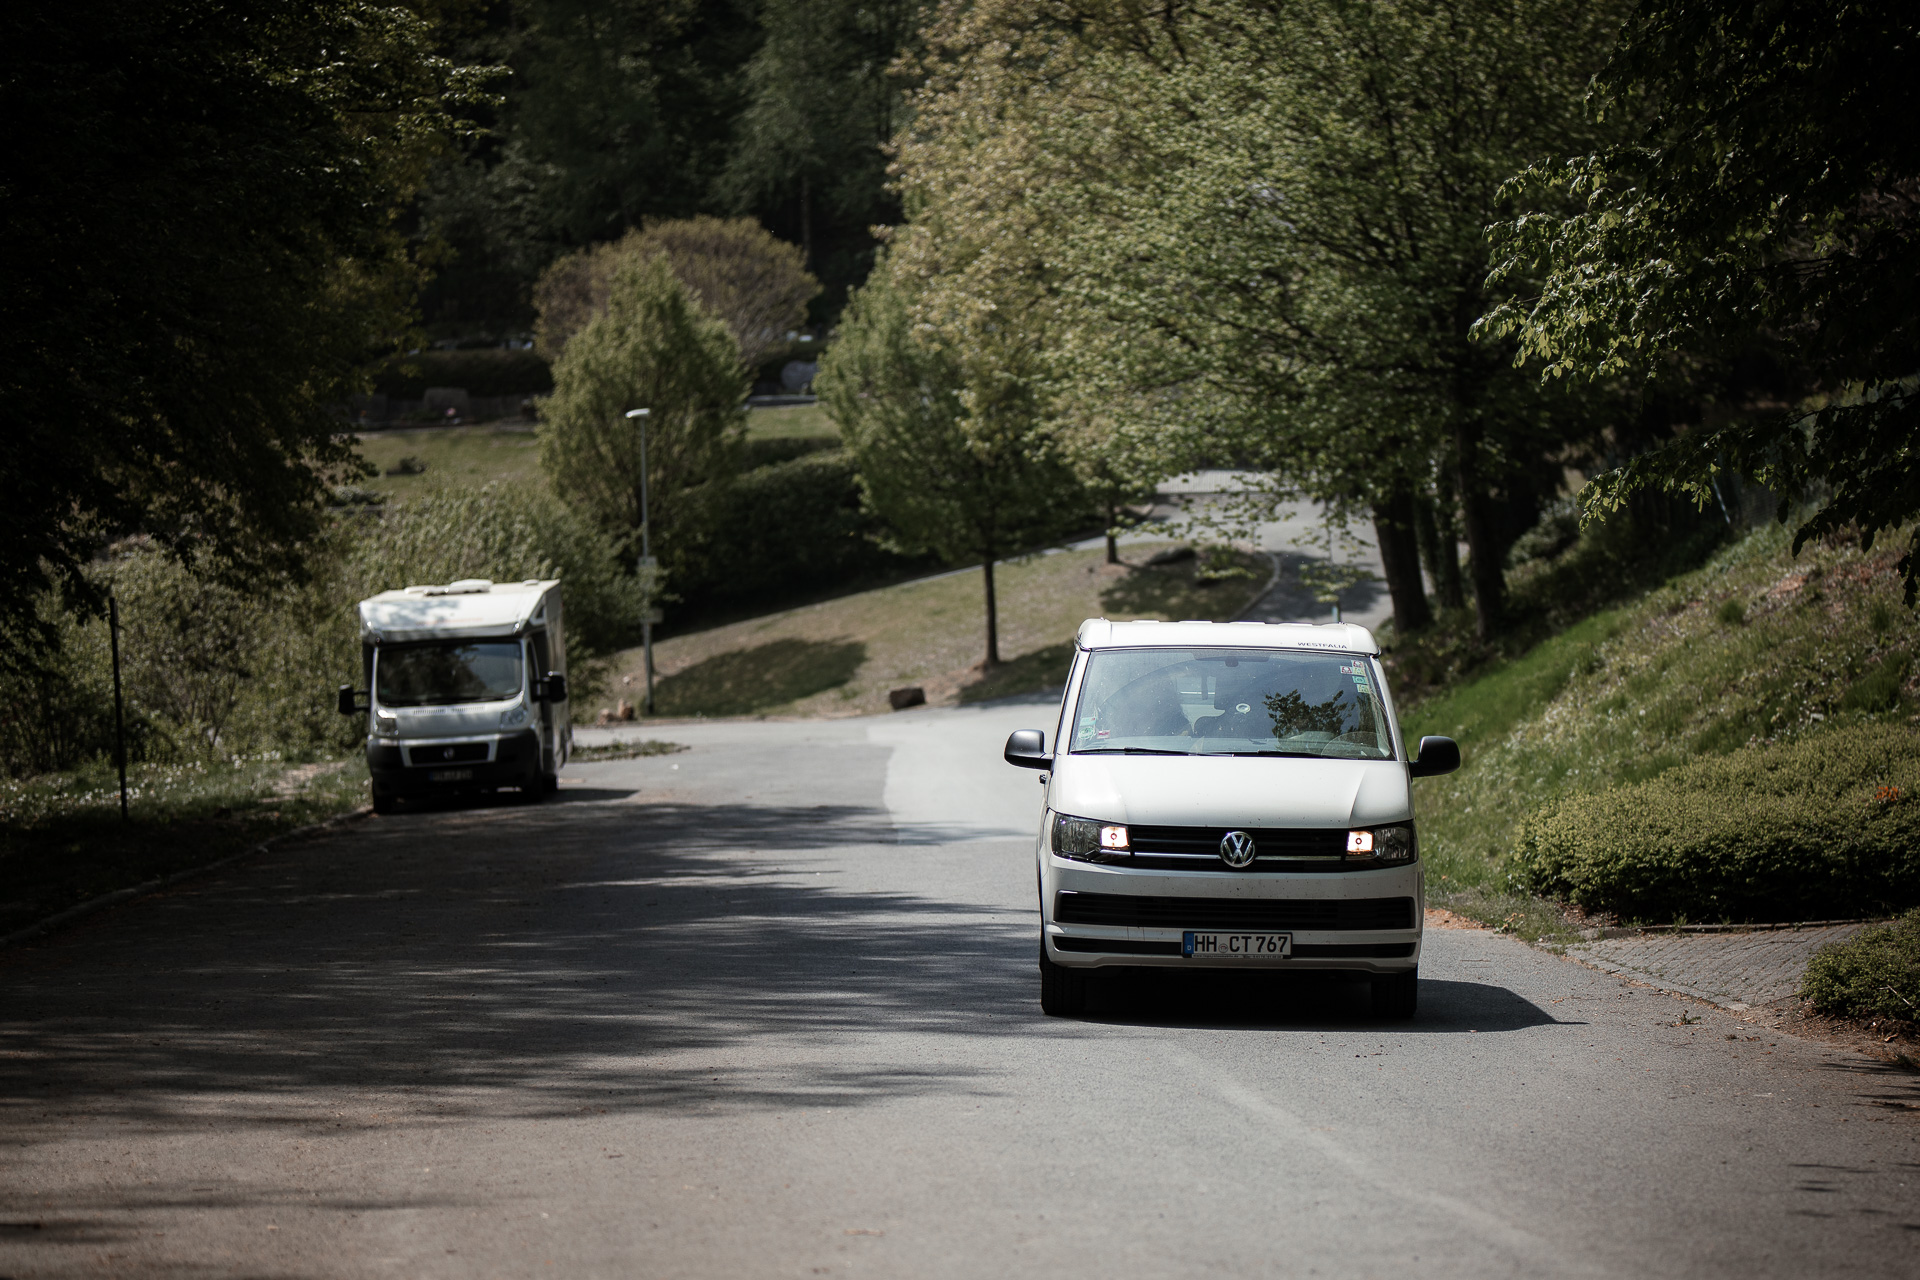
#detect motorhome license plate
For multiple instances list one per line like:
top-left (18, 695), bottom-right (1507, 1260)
top-left (1183, 931), bottom-right (1292, 958)
top-left (428, 768), bottom-right (473, 782)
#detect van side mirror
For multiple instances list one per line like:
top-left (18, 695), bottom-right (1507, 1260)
top-left (1004, 729), bottom-right (1050, 770)
top-left (539, 672), bottom-right (568, 703)
top-left (1409, 735), bottom-right (1460, 778)
top-left (336, 685), bottom-right (363, 716)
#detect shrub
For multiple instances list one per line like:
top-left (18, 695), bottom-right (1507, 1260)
top-left (1512, 723), bottom-right (1920, 921)
top-left (1802, 909), bottom-right (1920, 1022)
top-left (672, 450), bottom-right (928, 609)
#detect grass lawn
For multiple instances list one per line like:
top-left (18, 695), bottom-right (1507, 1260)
top-left (0, 756), bottom-right (370, 937)
top-left (596, 542), bottom-right (1270, 720)
top-left (352, 425), bottom-right (544, 499)
top-left (746, 401), bottom-right (837, 441)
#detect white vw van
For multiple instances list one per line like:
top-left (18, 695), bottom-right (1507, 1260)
top-left (337, 579), bottom-right (571, 813)
top-left (1004, 618), bottom-right (1459, 1018)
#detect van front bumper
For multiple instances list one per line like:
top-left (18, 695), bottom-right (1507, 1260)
top-left (367, 729), bottom-right (543, 796)
top-left (1041, 857), bottom-right (1423, 974)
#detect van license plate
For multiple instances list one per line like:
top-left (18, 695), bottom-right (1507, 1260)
top-left (1183, 931), bottom-right (1292, 958)
top-left (428, 768), bottom-right (473, 782)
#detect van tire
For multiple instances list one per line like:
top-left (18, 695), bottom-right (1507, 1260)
top-left (1039, 938), bottom-right (1089, 1017)
top-left (1371, 968), bottom-right (1418, 1019)
top-left (371, 789), bottom-right (396, 816)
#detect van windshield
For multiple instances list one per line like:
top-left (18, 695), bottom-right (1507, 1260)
top-left (376, 641), bottom-right (523, 707)
top-left (1069, 648), bottom-right (1393, 759)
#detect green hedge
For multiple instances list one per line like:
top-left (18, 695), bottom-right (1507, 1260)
top-left (372, 350), bottom-right (553, 398)
top-left (1801, 909), bottom-right (1920, 1022)
top-left (1512, 724), bottom-right (1920, 922)
top-left (671, 449), bottom-right (928, 609)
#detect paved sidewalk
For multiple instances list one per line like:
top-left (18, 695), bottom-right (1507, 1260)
top-left (1565, 923), bottom-right (1876, 1010)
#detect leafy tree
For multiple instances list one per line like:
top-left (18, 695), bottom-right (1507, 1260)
top-left (533, 216), bottom-right (818, 366)
top-left (902, 0), bottom-right (1629, 638)
top-left (819, 251), bottom-right (1084, 667)
top-left (0, 0), bottom-right (486, 666)
top-left (511, 0), bottom-right (758, 245)
top-left (1482, 0), bottom-right (1920, 600)
top-left (720, 0), bottom-right (931, 307)
top-left (538, 253), bottom-right (749, 589)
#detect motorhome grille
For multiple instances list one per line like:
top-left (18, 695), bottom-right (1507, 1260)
top-left (1125, 825), bottom-right (1348, 861)
top-left (408, 742), bottom-right (490, 766)
top-left (1050, 937), bottom-right (1415, 959)
top-left (1053, 892), bottom-right (1414, 932)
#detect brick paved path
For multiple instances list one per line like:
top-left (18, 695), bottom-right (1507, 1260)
top-left (1565, 923), bottom-right (1874, 1010)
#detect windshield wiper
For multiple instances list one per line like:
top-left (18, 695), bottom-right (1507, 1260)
top-left (1221, 749), bottom-right (1325, 758)
top-left (1074, 746), bottom-right (1191, 755)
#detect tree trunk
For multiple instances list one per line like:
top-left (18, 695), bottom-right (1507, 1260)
top-left (1430, 465), bottom-right (1467, 610)
top-left (1372, 490), bottom-right (1432, 634)
top-left (981, 557), bottom-right (1001, 667)
top-left (1105, 499), bottom-right (1120, 565)
top-left (1453, 421), bottom-right (1506, 639)
top-left (799, 173), bottom-right (813, 270)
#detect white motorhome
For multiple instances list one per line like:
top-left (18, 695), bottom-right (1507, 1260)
top-left (338, 579), bottom-right (571, 813)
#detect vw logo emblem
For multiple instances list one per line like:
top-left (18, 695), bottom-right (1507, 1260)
top-left (1218, 830), bottom-right (1257, 868)
top-left (442, 747), bottom-right (456, 760)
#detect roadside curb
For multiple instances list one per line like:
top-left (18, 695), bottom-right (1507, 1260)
top-left (0, 805), bottom-right (374, 951)
top-left (1563, 952), bottom-right (1756, 1012)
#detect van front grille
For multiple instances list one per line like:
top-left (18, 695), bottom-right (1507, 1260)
top-left (406, 741), bottom-right (491, 767)
top-left (1053, 892), bottom-right (1414, 932)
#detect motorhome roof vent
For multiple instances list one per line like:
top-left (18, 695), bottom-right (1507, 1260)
top-left (413, 578), bottom-right (494, 596)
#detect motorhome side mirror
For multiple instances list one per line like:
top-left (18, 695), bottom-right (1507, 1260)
top-left (1004, 729), bottom-right (1050, 770)
top-left (336, 685), bottom-right (360, 716)
top-left (1409, 735), bottom-right (1460, 778)
top-left (541, 672), bottom-right (568, 703)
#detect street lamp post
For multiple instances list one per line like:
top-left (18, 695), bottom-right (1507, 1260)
top-left (624, 408), bottom-right (656, 714)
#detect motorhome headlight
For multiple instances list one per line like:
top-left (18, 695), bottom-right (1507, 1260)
top-left (373, 711), bottom-right (398, 738)
top-left (1051, 813), bottom-right (1127, 861)
top-left (1347, 823), bottom-right (1415, 863)
top-left (500, 703), bottom-right (529, 727)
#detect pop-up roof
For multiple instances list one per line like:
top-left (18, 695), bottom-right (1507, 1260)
top-left (1074, 618), bottom-right (1380, 656)
top-left (357, 579), bottom-right (559, 643)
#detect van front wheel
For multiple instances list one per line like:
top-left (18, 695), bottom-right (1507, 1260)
top-left (1371, 968), bottom-right (1418, 1020)
top-left (1039, 938), bottom-right (1089, 1017)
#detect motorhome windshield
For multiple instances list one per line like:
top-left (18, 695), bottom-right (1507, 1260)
top-left (1070, 647), bottom-right (1393, 759)
top-left (376, 641), bottom-right (523, 707)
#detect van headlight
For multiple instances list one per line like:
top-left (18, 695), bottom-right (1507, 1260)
top-left (1052, 813), bottom-right (1129, 861)
top-left (500, 704), bottom-right (529, 727)
top-left (1347, 823), bottom-right (1415, 862)
top-left (373, 712), bottom-right (398, 738)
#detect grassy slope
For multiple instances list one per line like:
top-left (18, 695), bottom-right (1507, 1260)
top-left (1403, 523), bottom-right (1920, 936)
top-left (0, 758), bottom-right (370, 936)
top-left (351, 406), bottom-right (833, 500)
top-left (602, 544), bottom-right (1269, 719)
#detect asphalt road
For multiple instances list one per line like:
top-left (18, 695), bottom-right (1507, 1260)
top-left (3, 699), bottom-right (1917, 1279)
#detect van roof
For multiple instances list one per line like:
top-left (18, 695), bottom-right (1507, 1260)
top-left (357, 579), bottom-right (559, 643)
top-left (1074, 617), bottom-right (1380, 656)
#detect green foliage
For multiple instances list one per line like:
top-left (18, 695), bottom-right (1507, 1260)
top-left (533, 217), bottom-right (818, 367)
top-left (1716, 598), bottom-right (1748, 627)
top-left (1403, 523), bottom-right (1920, 920)
top-left (1, 1), bottom-right (491, 661)
top-left (1482, 1), bottom-right (1920, 601)
top-left (0, 490), bottom-right (642, 778)
top-left (718, 0), bottom-right (929, 307)
top-left (511, 0), bottom-right (758, 243)
top-left (818, 251), bottom-right (1089, 664)
top-left (1802, 910), bottom-right (1920, 1024)
top-left (1512, 724), bottom-right (1920, 922)
top-left (538, 253), bottom-right (750, 584)
top-left (1839, 651), bottom-right (1910, 715)
top-left (674, 450), bottom-right (928, 611)
top-left (373, 350), bottom-right (554, 397)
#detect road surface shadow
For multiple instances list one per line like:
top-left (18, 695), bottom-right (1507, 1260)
top-left (1077, 970), bottom-right (1573, 1033)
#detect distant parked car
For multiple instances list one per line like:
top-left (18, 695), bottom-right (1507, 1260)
top-left (1004, 619), bottom-right (1459, 1018)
